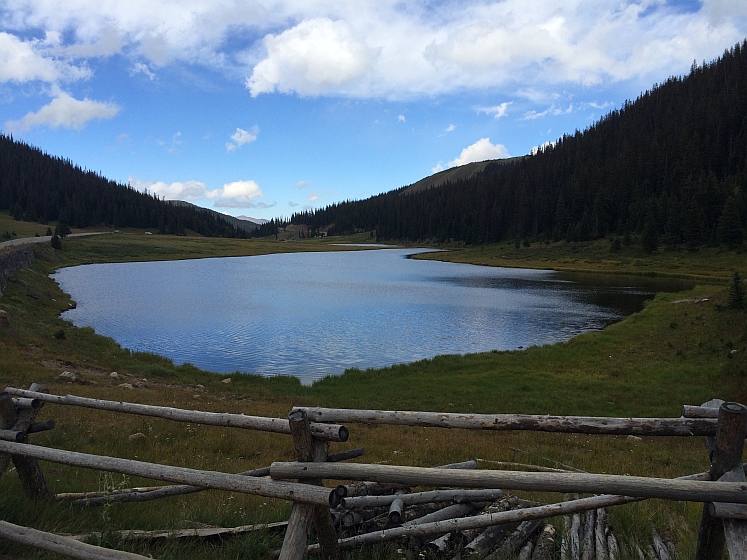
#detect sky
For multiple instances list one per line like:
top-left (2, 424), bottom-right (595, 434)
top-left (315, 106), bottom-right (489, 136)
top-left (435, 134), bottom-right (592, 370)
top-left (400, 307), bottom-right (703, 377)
top-left (1, 1), bottom-right (746, 222)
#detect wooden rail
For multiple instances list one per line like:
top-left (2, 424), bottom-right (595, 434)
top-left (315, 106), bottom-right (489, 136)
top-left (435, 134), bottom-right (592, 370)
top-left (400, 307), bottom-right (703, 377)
top-left (0, 440), bottom-right (331, 505)
top-left (270, 462), bottom-right (747, 504)
top-left (297, 406), bottom-right (718, 436)
top-left (4, 388), bottom-right (348, 442)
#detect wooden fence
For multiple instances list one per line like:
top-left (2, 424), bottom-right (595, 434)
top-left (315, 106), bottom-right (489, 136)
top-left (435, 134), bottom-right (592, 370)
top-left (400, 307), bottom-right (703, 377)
top-left (0, 384), bottom-right (745, 560)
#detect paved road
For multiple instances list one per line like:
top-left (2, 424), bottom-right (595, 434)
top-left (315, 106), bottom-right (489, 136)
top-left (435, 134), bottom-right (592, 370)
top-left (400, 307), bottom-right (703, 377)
top-left (0, 232), bottom-right (109, 250)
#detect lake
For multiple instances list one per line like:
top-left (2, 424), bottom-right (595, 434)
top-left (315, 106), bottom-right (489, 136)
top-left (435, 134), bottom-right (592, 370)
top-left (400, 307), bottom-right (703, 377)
top-left (53, 248), bottom-right (690, 384)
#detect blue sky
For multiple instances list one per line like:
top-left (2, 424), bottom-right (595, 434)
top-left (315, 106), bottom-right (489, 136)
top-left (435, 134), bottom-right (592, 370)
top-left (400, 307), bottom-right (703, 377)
top-left (1, 1), bottom-right (746, 222)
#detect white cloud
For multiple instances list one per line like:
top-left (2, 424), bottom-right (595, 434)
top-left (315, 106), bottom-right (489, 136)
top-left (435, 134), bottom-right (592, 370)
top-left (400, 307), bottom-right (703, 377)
top-left (128, 177), bottom-right (207, 200)
top-left (206, 180), bottom-right (263, 202)
top-left (246, 17), bottom-right (379, 97)
top-left (214, 199), bottom-right (276, 209)
top-left (478, 102), bottom-right (512, 119)
top-left (522, 103), bottom-right (574, 120)
top-left (5, 90), bottom-right (119, 133)
top-left (308, 192), bottom-right (319, 202)
top-left (444, 124), bottom-right (455, 133)
top-left (295, 180), bottom-right (309, 189)
top-left (447, 138), bottom-right (509, 167)
top-left (0, 32), bottom-right (90, 84)
top-left (289, 200), bottom-right (300, 207)
top-left (131, 62), bottom-right (155, 80)
top-left (226, 126), bottom-right (259, 151)
top-left (398, 115), bottom-right (406, 122)
top-left (531, 140), bottom-right (557, 155)
top-left (431, 162), bottom-right (444, 173)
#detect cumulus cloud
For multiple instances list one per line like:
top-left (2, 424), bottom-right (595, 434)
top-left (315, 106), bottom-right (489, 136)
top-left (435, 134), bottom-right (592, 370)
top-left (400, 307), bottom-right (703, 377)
top-left (246, 18), bottom-right (379, 97)
top-left (0, 32), bottom-right (91, 84)
top-left (129, 177), bottom-right (207, 200)
top-left (478, 102), bottom-right (512, 119)
top-left (431, 162), bottom-right (444, 173)
top-left (448, 138), bottom-right (510, 167)
top-left (226, 126), bottom-right (259, 151)
top-left (206, 180), bottom-right (264, 208)
top-left (5, 90), bottom-right (119, 133)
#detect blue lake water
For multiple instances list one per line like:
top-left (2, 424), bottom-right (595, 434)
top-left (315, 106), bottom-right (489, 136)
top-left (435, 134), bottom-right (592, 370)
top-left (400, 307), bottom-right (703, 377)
top-left (53, 248), bottom-right (686, 384)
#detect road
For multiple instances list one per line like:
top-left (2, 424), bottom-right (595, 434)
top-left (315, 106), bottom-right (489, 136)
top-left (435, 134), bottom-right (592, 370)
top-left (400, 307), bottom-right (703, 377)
top-left (0, 232), bottom-right (109, 250)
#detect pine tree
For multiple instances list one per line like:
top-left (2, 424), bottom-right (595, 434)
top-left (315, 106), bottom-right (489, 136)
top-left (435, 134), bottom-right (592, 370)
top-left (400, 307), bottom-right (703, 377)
top-left (728, 271), bottom-right (745, 310)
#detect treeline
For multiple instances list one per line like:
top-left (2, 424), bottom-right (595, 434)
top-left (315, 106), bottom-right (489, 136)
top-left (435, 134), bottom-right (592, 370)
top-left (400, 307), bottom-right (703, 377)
top-left (0, 135), bottom-right (246, 238)
top-left (287, 40), bottom-right (747, 249)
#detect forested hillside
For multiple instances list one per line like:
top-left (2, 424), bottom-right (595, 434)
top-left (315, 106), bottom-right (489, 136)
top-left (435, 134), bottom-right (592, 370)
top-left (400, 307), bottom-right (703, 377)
top-left (277, 40), bottom-right (747, 248)
top-left (0, 136), bottom-right (246, 237)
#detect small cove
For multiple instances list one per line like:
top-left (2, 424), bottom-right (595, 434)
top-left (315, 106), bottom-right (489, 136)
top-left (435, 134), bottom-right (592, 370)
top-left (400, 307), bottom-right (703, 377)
top-left (53, 248), bottom-right (692, 384)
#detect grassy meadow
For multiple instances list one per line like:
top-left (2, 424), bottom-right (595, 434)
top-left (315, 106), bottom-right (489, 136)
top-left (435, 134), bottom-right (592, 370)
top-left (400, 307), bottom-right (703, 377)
top-left (1, 214), bottom-right (746, 559)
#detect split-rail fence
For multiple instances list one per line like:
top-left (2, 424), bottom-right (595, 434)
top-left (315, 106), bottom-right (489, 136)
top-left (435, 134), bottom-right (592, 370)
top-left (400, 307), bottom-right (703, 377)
top-left (0, 384), bottom-right (745, 560)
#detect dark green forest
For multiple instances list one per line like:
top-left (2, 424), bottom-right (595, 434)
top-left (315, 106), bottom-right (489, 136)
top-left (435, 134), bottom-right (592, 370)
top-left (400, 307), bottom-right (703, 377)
top-left (265, 40), bottom-right (747, 250)
top-left (0, 136), bottom-right (246, 238)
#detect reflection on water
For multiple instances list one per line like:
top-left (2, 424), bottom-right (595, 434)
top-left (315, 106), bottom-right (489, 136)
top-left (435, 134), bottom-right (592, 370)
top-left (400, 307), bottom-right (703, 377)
top-left (53, 249), bottom-right (691, 384)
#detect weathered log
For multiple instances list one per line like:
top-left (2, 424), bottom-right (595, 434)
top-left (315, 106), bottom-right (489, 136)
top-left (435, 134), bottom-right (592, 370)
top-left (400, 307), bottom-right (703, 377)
top-left (695, 401), bottom-right (747, 560)
top-left (71, 466), bottom-right (272, 506)
top-left (570, 512), bottom-right (582, 560)
top-left (57, 486), bottom-right (168, 500)
top-left (719, 466), bottom-right (747, 560)
top-left (595, 509), bottom-right (608, 560)
top-left (342, 488), bottom-right (503, 509)
top-left (269, 462), bottom-right (747, 503)
top-left (404, 502), bottom-right (484, 528)
top-left (709, 501), bottom-right (747, 519)
top-left (70, 521), bottom-right (289, 542)
top-left (12, 397), bottom-right (42, 410)
top-left (3, 388), bottom-right (348, 442)
top-left (280, 409), bottom-right (339, 560)
top-left (437, 459), bottom-right (478, 469)
top-left (27, 419), bottom-right (56, 434)
top-left (651, 528), bottom-right (671, 560)
top-left (0, 429), bottom-right (26, 442)
top-left (4, 383), bottom-right (50, 498)
top-left (531, 524), bottom-right (556, 559)
top-left (388, 491), bottom-right (405, 526)
top-left (297, 406), bottom-right (718, 436)
top-left (518, 540), bottom-right (534, 560)
top-left (326, 447), bottom-right (364, 463)
top-left (681, 405), bottom-right (719, 419)
top-left (0, 519), bottom-right (150, 560)
top-left (560, 510), bottom-right (572, 560)
top-left (580, 509), bottom-right (595, 560)
top-left (461, 496), bottom-right (521, 557)
top-left (0, 440), bottom-right (331, 505)
top-left (485, 519), bottom-right (543, 560)
top-left (606, 531), bottom-right (619, 560)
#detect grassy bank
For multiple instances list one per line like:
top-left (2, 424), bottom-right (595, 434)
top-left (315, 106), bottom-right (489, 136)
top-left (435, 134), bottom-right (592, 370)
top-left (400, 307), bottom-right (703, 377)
top-left (1, 225), bottom-right (746, 558)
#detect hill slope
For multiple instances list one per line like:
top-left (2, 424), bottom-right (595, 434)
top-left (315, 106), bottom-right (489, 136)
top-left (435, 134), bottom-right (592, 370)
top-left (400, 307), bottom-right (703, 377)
top-left (0, 136), bottom-right (246, 238)
top-left (285, 41), bottom-right (747, 248)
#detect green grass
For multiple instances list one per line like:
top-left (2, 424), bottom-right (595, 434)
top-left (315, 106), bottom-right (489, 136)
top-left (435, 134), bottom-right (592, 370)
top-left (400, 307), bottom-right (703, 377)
top-left (1, 229), bottom-right (746, 558)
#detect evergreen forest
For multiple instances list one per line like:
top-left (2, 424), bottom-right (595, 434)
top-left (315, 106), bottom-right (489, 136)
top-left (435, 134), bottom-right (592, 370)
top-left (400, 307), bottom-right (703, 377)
top-left (0, 136), bottom-right (247, 238)
top-left (262, 40), bottom-right (747, 250)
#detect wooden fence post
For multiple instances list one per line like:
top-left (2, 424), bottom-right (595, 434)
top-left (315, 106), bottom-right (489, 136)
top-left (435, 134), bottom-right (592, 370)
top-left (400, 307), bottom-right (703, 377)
top-left (695, 400), bottom-right (747, 560)
top-left (278, 409), bottom-right (339, 560)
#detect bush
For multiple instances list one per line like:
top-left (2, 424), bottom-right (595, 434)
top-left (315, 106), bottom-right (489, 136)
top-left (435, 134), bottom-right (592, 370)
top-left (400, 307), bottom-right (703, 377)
top-left (53, 329), bottom-right (66, 340)
top-left (50, 234), bottom-right (62, 250)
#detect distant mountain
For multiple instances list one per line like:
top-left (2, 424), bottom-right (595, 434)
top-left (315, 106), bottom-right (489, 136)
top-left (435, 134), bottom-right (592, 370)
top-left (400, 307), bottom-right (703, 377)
top-left (236, 215), bottom-right (268, 225)
top-left (167, 201), bottom-right (261, 232)
top-left (282, 40), bottom-right (747, 248)
top-left (0, 136), bottom-right (246, 238)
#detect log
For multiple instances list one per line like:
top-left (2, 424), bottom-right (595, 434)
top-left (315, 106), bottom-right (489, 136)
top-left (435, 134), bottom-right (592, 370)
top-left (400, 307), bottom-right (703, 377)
top-left (0, 429), bottom-right (26, 442)
top-left (695, 401), bottom-right (747, 560)
top-left (326, 447), bottom-right (364, 463)
top-left (681, 405), bottom-right (720, 419)
top-left (57, 486), bottom-right (168, 500)
top-left (462, 496), bottom-right (521, 556)
top-left (297, 406), bottom-right (718, 436)
top-left (388, 491), bottom-right (405, 525)
top-left (5, 383), bottom-right (50, 498)
top-left (279, 409), bottom-right (338, 560)
top-left (3, 388), bottom-right (348, 442)
top-left (299, 492), bottom-right (698, 553)
top-left (531, 524), bottom-right (556, 559)
top-left (485, 519), bottom-right (543, 560)
top-left (570, 512), bottom-right (582, 559)
top-left (709, 501), bottom-right (747, 519)
top-left (518, 541), bottom-right (534, 560)
top-left (269, 462), bottom-right (747, 503)
top-left (27, 419), bottom-right (56, 434)
top-left (0, 440), bottom-right (331, 505)
top-left (12, 397), bottom-right (42, 410)
top-left (595, 509), bottom-right (608, 560)
top-left (70, 521), bottom-right (289, 542)
top-left (606, 532), bottom-right (619, 560)
top-left (719, 466), bottom-right (747, 560)
top-left (403, 502), bottom-right (483, 527)
top-left (651, 528), bottom-right (671, 560)
top-left (342, 488), bottom-right (503, 509)
top-left (0, 519), bottom-right (150, 560)
top-left (580, 509), bottom-right (595, 560)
